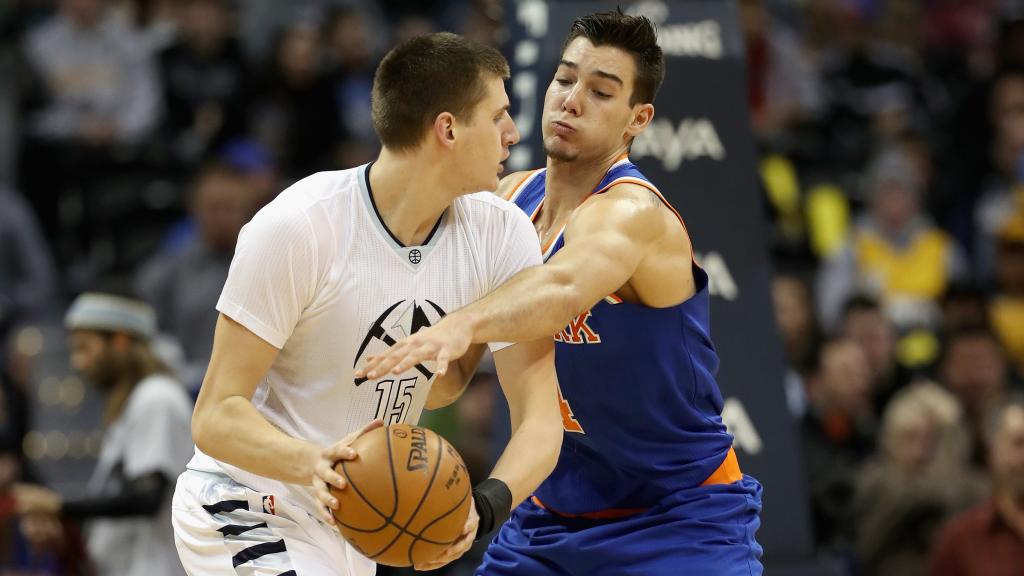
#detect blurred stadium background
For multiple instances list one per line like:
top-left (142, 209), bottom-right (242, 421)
top-left (2, 0), bottom-right (1024, 574)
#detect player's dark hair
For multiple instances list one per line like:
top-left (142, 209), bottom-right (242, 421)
top-left (562, 9), bottom-right (664, 105)
top-left (372, 32), bottom-right (509, 151)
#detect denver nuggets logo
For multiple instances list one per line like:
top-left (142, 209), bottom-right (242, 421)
top-left (354, 300), bottom-right (447, 425)
top-left (554, 310), bottom-right (601, 344)
top-left (354, 299), bottom-right (447, 385)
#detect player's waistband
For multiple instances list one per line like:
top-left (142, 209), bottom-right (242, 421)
top-left (530, 446), bottom-right (743, 520)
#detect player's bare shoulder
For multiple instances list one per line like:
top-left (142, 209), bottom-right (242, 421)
top-left (494, 170), bottom-right (537, 201)
top-left (602, 181), bottom-right (668, 211)
top-left (574, 181), bottom-right (669, 232)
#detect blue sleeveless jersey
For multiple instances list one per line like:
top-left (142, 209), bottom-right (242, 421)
top-left (508, 158), bottom-right (734, 514)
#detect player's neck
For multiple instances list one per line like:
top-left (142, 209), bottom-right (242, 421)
top-left (370, 149), bottom-right (452, 246)
top-left (543, 148), bottom-right (628, 217)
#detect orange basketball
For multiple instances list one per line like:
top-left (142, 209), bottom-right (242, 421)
top-left (330, 423), bottom-right (472, 567)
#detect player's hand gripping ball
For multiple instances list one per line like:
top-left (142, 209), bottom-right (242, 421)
top-left (330, 424), bottom-right (472, 567)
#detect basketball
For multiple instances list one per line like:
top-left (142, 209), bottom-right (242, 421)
top-left (330, 423), bottom-right (472, 567)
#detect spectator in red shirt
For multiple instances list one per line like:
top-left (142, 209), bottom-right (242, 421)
top-left (928, 396), bottom-right (1024, 576)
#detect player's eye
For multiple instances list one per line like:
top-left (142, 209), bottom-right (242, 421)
top-left (555, 78), bottom-right (572, 86)
top-left (593, 90), bottom-right (611, 99)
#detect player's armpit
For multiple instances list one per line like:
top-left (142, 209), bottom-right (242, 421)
top-left (424, 342), bottom-right (487, 410)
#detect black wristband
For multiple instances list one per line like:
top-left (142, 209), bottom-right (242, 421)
top-left (472, 478), bottom-right (513, 540)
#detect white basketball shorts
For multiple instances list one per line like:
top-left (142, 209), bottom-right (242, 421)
top-left (172, 469), bottom-right (375, 576)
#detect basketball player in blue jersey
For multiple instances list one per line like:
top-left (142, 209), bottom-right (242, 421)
top-left (358, 11), bottom-right (764, 575)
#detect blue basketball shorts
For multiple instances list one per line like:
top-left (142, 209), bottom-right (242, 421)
top-left (477, 475), bottom-right (763, 576)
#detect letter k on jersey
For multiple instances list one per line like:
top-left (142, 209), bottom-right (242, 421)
top-left (554, 311), bottom-right (601, 344)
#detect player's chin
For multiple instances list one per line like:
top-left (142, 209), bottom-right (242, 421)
top-left (483, 173), bottom-right (500, 192)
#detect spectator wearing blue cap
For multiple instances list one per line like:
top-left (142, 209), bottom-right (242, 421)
top-left (12, 292), bottom-right (192, 576)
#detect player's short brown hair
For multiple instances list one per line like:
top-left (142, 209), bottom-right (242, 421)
top-left (372, 32), bottom-right (510, 151)
top-left (562, 9), bottom-right (664, 105)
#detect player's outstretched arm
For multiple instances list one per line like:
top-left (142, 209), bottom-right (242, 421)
top-left (414, 336), bottom-right (561, 571)
top-left (357, 184), bottom-right (668, 379)
top-left (192, 314), bottom-right (382, 526)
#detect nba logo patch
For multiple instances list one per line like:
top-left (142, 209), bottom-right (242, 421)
top-left (262, 495), bottom-right (276, 515)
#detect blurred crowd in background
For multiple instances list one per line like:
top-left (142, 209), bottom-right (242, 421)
top-left (0, 0), bottom-right (1023, 575)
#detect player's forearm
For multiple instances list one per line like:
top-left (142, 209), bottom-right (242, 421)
top-left (192, 395), bottom-right (319, 485)
top-left (487, 411), bottom-right (562, 507)
top-left (455, 265), bottom-right (584, 344)
top-left (424, 367), bottom-right (470, 410)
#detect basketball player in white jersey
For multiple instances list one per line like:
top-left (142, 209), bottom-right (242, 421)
top-left (170, 33), bottom-right (563, 575)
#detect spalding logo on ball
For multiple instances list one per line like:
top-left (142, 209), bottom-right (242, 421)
top-left (331, 423), bottom-right (471, 567)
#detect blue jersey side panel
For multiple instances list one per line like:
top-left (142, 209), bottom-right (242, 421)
top-left (510, 160), bottom-right (734, 513)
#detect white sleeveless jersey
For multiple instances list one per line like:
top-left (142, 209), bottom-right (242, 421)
top-left (188, 163), bottom-right (542, 516)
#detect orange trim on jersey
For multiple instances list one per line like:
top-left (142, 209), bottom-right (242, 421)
top-left (604, 293), bottom-right (623, 305)
top-left (529, 199), bottom-right (544, 222)
top-left (701, 447), bottom-right (743, 487)
top-left (592, 176), bottom-right (699, 267)
top-left (531, 496), bottom-right (648, 520)
top-left (531, 447), bottom-right (742, 521)
top-left (540, 222), bottom-right (567, 256)
top-left (506, 169), bottom-right (542, 203)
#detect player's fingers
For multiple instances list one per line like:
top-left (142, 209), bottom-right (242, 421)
top-left (392, 341), bottom-right (437, 374)
top-left (323, 443), bottom-right (357, 462)
top-left (313, 482), bottom-right (340, 511)
top-left (317, 465), bottom-right (348, 491)
top-left (373, 353), bottom-right (407, 377)
top-left (337, 418), bottom-right (384, 448)
top-left (415, 536), bottom-right (468, 570)
top-left (360, 352), bottom-right (392, 379)
top-left (354, 418), bottom-right (384, 438)
top-left (365, 338), bottom-right (415, 377)
top-left (320, 505), bottom-right (337, 526)
top-left (414, 558), bottom-right (450, 571)
top-left (434, 348), bottom-right (451, 377)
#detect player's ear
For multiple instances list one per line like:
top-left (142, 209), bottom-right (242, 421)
top-left (625, 103), bottom-right (654, 139)
top-left (432, 112), bottom-right (457, 149)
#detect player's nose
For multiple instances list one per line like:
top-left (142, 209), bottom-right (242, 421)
top-left (562, 84), bottom-right (583, 116)
top-left (506, 117), bottom-right (521, 146)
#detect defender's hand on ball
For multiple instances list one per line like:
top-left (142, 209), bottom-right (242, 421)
top-left (311, 419), bottom-right (384, 527)
top-left (413, 500), bottom-right (479, 572)
top-left (356, 317), bottom-right (473, 380)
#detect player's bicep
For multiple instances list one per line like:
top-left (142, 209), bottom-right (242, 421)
top-left (548, 193), bottom-right (662, 308)
top-left (195, 314), bottom-right (279, 410)
top-left (492, 337), bottom-right (559, 430)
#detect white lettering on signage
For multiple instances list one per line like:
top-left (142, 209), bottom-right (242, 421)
top-left (721, 397), bottom-right (763, 455)
top-left (658, 20), bottom-right (724, 59)
top-left (694, 251), bottom-right (739, 301)
top-left (632, 118), bottom-right (726, 171)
